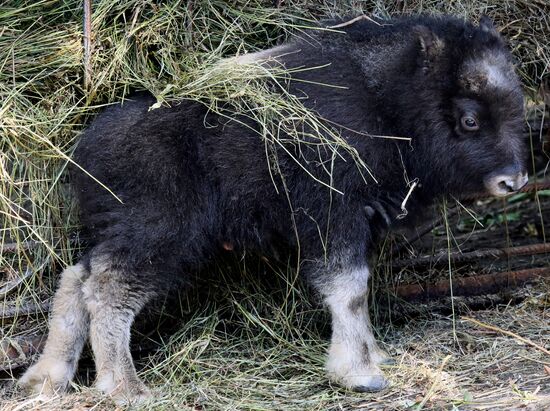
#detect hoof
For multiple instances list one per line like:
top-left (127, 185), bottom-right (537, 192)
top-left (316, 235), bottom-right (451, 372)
top-left (326, 342), bottom-right (391, 394)
top-left (328, 362), bottom-right (390, 393)
top-left (378, 357), bottom-right (397, 366)
top-left (96, 373), bottom-right (152, 405)
top-left (111, 384), bottom-right (152, 406)
top-left (369, 349), bottom-right (395, 366)
top-left (18, 358), bottom-right (72, 396)
top-left (351, 375), bottom-right (390, 393)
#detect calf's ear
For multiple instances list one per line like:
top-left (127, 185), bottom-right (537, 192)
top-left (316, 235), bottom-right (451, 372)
top-left (479, 15), bottom-right (497, 34)
top-left (413, 25), bottom-right (444, 72)
top-left (477, 14), bottom-right (505, 48)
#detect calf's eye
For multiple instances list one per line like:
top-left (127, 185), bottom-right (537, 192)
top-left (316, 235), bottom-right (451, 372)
top-left (461, 115), bottom-right (479, 131)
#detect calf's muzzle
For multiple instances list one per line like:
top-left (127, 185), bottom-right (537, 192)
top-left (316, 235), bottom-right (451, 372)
top-left (484, 165), bottom-right (528, 197)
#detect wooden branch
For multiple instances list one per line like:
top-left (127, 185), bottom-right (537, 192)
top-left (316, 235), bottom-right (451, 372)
top-left (0, 331), bottom-right (160, 372)
top-left (392, 178), bottom-right (550, 256)
top-left (328, 15), bottom-right (381, 29)
top-left (0, 268), bottom-right (34, 299)
top-left (462, 180), bottom-right (550, 201)
top-left (394, 267), bottom-right (550, 301)
top-left (0, 334), bottom-right (46, 372)
top-left (0, 241), bottom-right (34, 254)
top-left (393, 242), bottom-right (550, 268)
top-left (83, 0), bottom-right (92, 90)
top-left (462, 316), bottom-right (550, 357)
top-left (1, 300), bottom-right (51, 319)
top-left (391, 203), bottom-right (459, 256)
top-left (186, 0), bottom-right (194, 48)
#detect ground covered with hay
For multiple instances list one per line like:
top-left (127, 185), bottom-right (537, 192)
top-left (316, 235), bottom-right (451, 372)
top-left (1, 1), bottom-right (549, 410)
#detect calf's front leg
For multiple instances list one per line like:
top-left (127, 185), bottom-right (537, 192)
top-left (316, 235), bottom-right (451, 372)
top-left (318, 264), bottom-right (390, 392)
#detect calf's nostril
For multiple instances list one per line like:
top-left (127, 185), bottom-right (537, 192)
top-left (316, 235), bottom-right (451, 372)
top-left (498, 180), bottom-right (514, 192)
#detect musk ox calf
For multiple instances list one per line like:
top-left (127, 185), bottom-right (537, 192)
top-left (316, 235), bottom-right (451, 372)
top-left (20, 15), bottom-right (528, 402)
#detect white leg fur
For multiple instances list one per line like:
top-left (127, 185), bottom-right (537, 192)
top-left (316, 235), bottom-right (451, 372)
top-left (19, 264), bottom-right (90, 395)
top-left (322, 266), bottom-right (390, 392)
top-left (82, 258), bottom-right (152, 404)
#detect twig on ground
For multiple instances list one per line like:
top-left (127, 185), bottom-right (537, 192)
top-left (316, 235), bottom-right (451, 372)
top-left (83, 0), bottom-right (92, 90)
top-left (462, 316), bottom-right (550, 357)
top-left (0, 332), bottom-right (160, 372)
top-left (393, 242), bottom-right (550, 268)
top-left (0, 242), bottom-right (34, 254)
top-left (0, 334), bottom-right (46, 372)
top-left (397, 179), bottom-right (419, 220)
top-left (416, 355), bottom-right (452, 410)
top-left (0, 269), bottom-right (34, 299)
top-left (462, 180), bottom-right (550, 201)
top-left (1, 300), bottom-right (51, 319)
top-left (329, 15), bottom-right (381, 29)
top-left (394, 267), bottom-right (550, 301)
top-left (186, 1), bottom-right (194, 48)
top-left (392, 179), bottom-right (550, 257)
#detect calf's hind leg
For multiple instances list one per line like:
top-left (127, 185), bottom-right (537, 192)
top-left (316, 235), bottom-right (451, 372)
top-left (82, 256), bottom-right (156, 404)
top-left (19, 263), bottom-right (90, 395)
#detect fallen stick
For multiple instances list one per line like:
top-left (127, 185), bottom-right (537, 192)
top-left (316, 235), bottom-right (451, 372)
top-left (83, 0), bottom-right (92, 90)
top-left (0, 241), bottom-right (34, 254)
top-left (417, 354), bottom-right (452, 409)
top-left (394, 267), bottom-right (550, 301)
top-left (393, 242), bottom-right (550, 268)
top-left (392, 178), bottom-right (550, 256)
top-left (328, 15), bottom-right (381, 29)
top-left (1, 300), bottom-right (51, 319)
top-left (0, 334), bottom-right (46, 372)
top-left (377, 292), bottom-right (526, 322)
top-left (463, 179), bottom-right (550, 201)
top-left (0, 268), bottom-right (34, 299)
top-left (0, 333), bottom-right (160, 373)
top-left (462, 316), bottom-right (550, 357)
top-left (0, 237), bottom-right (86, 255)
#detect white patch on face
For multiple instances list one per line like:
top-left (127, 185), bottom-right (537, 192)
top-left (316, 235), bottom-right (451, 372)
top-left (462, 53), bottom-right (517, 93)
top-left (483, 61), bottom-right (511, 90)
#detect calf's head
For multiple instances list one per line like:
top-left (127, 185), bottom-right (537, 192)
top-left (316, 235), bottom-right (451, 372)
top-left (411, 17), bottom-right (528, 198)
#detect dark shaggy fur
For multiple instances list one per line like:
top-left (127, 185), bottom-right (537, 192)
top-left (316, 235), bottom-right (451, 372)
top-left (20, 15), bottom-right (528, 401)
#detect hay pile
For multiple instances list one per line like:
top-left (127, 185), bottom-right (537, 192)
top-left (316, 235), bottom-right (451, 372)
top-left (1, 1), bottom-right (549, 410)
